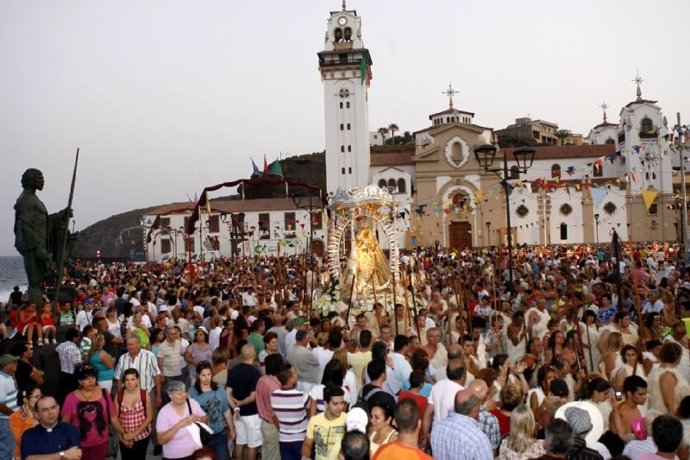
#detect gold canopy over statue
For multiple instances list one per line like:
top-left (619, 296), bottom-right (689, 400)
top-left (325, 185), bottom-right (404, 312)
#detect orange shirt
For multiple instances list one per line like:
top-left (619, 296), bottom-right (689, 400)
top-left (9, 407), bottom-right (37, 459)
top-left (372, 442), bottom-right (432, 460)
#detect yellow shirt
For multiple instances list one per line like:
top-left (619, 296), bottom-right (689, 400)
top-left (306, 412), bottom-right (346, 460)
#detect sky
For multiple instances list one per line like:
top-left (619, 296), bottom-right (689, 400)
top-left (1, 0), bottom-right (689, 256)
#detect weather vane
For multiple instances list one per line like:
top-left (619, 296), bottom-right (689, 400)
top-left (600, 100), bottom-right (609, 123)
top-left (442, 82), bottom-right (458, 109)
top-left (632, 69), bottom-right (644, 101)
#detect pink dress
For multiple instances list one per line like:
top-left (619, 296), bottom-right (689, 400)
top-left (61, 390), bottom-right (113, 448)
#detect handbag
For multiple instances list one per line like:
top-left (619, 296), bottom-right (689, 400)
top-left (104, 389), bottom-right (119, 458)
top-left (186, 399), bottom-right (213, 446)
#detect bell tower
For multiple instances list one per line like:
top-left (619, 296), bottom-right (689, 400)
top-left (318, 1), bottom-right (373, 195)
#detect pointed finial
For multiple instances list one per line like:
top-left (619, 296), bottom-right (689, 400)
top-left (600, 100), bottom-right (609, 123)
top-left (633, 68), bottom-right (643, 101)
top-left (442, 81), bottom-right (458, 109)
top-left (342, 0), bottom-right (347, 10)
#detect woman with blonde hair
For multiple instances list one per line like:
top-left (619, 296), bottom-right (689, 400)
top-left (498, 405), bottom-right (545, 460)
top-left (333, 347), bottom-right (358, 407)
top-left (88, 333), bottom-right (115, 392)
top-left (600, 331), bottom-right (623, 380)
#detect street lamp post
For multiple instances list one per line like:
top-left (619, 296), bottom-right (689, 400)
top-left (671, 113), bottom-right (689, 262)
top-left (485, 221), bottom-right (491, 246)
top-left (474, 144), bottom-right (535, 290)
top-left (291, 191), bottom-right (317, 254)
top-left (594, 213), bottom-right (600, 245)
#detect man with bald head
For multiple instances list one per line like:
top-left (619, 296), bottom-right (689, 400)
top-left (430, 388), bottom-right (493, 460)
top-left (470, 379), bottom-right (501, 453)
top-left (228, 344), bottom-right (262, 460)
top-left (422, 357), bottom-right (466, 440)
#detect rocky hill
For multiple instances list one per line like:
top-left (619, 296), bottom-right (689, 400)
top-left (71, 151), bottom-right (326, 259)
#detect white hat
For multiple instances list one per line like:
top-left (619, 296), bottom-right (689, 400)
top-left (346, 407), bottom-right (368, 433)
top-left (230, 310), bottom-right (239, 320)
top-left (158, 304), bottom-right (170, 313)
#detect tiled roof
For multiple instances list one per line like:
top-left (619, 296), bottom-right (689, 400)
top-left (146, 198), bottom-right (305, 216)
top-left (370, 146), bottom-right (415, 166)
top-left (624, 99), bottom-right (658, 108)
top-left (504, 144), bottom-right (616, 160)
top-left (428, 107), bottom-right (475, 118)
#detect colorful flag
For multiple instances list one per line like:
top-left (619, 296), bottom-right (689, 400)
top-left (251, 158), bottom-right (261, 176)
top-left (263, 155), bottom-right (268, 174)
top-left (360, 58), bottom-right (367, 84)
top-left (268, 160), bottom-right (283, 177)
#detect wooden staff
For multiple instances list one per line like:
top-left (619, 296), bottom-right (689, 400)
top-left (392, 270), bottom-right (399, 336)
top-left (346, 272), bottom-right (356, 330)
top-left (584, 319), bottom-right (594, 373)
top-left (54, 148), bottom-right (79, 305)
top-left (402, 266), bottom-right (412, 335)
top-left (408, 264), bottom-right (421, 339)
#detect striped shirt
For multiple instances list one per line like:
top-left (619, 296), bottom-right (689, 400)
top-left (430, 413), bottom-right (493, 460)
top-left (114, 349), bottom-right (161, 391)
top-left (56, 341), bottom-right (82, 374)
top-left (0, 371), bottom-right (18, 419)
top-left (270, 388), bottom-right (309, 443)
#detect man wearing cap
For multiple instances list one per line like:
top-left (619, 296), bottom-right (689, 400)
top-left (564, 406), bottom-right (606, 460)
top-left (21, 395), bottom-right (81, 460)
top-left (75, 299), bottom-right (95, 331)
top-left (0, 354), bottom-right (19, 460)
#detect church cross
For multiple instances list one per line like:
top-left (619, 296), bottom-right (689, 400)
top-left (442, 82), bottom-right (458, 109)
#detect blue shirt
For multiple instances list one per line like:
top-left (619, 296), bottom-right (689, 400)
top-left (21, 422), bottom-right (80, 459)
top-left (430, 413), bottom-right (493, 460)
top-left (188, 386), bottom-right (229, 434)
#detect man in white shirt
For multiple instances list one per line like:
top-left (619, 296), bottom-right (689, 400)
top-left (75, 301), bottom-right (95, 331)
top-left (390, 335), bottom-right (412, 386)
top-left (422, 359), bottom-right (466, 439)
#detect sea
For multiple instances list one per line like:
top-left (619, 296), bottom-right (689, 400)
top-left (0, 255), bottom-right (27, 303)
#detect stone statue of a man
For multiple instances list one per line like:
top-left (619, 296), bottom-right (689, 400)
top-left (14, 168), bottom-right (71, 306)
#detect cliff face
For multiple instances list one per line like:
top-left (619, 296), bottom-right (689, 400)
top-left (71, 152), bottom-right (326, 260)
top-left (71, 207), bottom-right (155, 259)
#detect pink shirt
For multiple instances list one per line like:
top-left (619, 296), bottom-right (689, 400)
top-left (256, 375), bottom-right (281, 422)
top-left (61, 390), bottom-right (114, 448)
top-left (156, 399), bottom-right (206, 459)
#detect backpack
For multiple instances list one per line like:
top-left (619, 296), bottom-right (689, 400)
top-left (355, 386), bottom-right (382, 413)
top-left (117, 388), bottom-right (147, 417)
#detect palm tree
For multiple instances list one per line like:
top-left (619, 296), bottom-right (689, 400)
top-left (388, 123), bottom-right (399, 143)
top-left (377, 127), bottom-right (389, 143)
top-left (555, 129), bottom-right (572, 145)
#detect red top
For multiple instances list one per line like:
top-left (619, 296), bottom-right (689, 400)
top-left (489, 409), bottom-right (511, 437)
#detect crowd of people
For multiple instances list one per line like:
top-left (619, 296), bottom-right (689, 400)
top-left (1, 241), bottom-right (690, 460)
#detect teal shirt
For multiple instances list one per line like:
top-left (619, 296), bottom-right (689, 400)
top-left (247, 332), bottom-right (265, 355)
top-left (188, 386), bottom-right (229, 434)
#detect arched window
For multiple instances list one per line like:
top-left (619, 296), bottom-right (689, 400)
top-left (378, 179), bottom-right (387, 188)
top-left (640, 117), bottom-right (654, 135)
top-left (339, 102), bottom-right (343, 109)
top-left (605, 138), bottom-right (615, 145)
top-left (340, 146), bottom-right (345, 152)
top-left (347, 123), bottom-right (351, 130)
top-left (344, 27), bottom-right (352, 42)
top-left (346, 102), bottom-right (350, 108)
top-left (348, 167), bottom-right (352, 174)
top-left (446, 117), bottom-right (450, 123)
top-left (509, 165), bottom-right (520, 179)
top-left (397, 178), bottom-right (406, 193)
top-left (334, 28), bottom-right (343, 42)
top-left (388, 179), bottom-right (396, 189)
top-left (347, 145), bottom-right (351, 152)
top-left (340, 123), bottom-right (344, 130)
top-left (551, 164), bottom-right (561, 179)
top-left (560, 223), bottom-right (568, 240)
